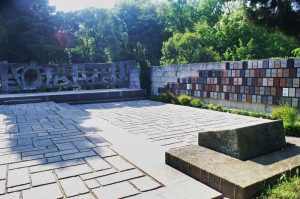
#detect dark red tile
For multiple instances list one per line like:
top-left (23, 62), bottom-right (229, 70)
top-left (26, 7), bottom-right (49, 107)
top-left (280, 78), bottom-right (286, 87)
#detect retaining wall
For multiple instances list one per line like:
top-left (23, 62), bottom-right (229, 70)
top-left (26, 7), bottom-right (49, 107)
top-left (151, 58), bottom-right (300, 111)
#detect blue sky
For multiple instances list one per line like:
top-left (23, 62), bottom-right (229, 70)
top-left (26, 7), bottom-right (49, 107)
top-left (49, 0), bottom-right (165, 12)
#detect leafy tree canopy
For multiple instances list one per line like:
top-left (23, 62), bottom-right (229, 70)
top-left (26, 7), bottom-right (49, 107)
top-left (244, 0), bottom-right (300, 38)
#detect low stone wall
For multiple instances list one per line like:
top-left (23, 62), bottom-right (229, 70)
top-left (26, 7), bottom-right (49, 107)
top-left (151, 58), bottom-right (300, 111)
top-left (0, 60), bottom-right (141, 93)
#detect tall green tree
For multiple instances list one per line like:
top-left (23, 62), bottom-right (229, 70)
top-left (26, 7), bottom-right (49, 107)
top-left (114, 0), bottom-right (165, 65)
top-left (67, 9), bottom-right (128, 63)
top-left (0, 0), bottom-right (67, 63)
top-left (160, 2), bottom-right (299, 64)
top-left (161, 32), bottom-right (220, 65)
top-left (244, 0), bottom-right (300, 38)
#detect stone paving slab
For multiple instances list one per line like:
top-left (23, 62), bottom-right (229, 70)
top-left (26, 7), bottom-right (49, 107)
top-left (74, 100), bottom-right (271, 149)
top-left (0, 102), bottom-right (162, 198)
top-left (0, 100), bottom-right (274, 198)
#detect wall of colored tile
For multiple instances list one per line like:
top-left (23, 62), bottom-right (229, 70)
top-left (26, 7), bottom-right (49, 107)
top-left (151, 58), bottom-right (300, 108)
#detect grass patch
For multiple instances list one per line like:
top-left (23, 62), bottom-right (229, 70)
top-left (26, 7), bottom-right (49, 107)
top-left (262, 174), bottom-right (300, 199)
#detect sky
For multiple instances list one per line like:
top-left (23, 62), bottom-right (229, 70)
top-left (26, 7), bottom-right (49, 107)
top-left (49, 0), bottom-right (164, 12)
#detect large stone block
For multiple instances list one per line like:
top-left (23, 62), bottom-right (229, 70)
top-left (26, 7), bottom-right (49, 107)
top-left (166, 137), bottom-right (300, 199)
top-left (198, 120), bottom-right (286, 160)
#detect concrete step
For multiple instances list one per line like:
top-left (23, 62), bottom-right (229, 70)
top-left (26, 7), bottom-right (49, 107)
top-left (67, 97), bottom-right (147, 105)
top-left (4, 98), bottom-right (42, 105)
top-left (0, 89), bottom-right (146, 105)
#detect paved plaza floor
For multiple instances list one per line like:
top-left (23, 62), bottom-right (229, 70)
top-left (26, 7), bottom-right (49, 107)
top-left (0, 100), bottom-right (275, 199)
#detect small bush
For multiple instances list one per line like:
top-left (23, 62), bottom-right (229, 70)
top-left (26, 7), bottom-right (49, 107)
top-left (214, 104), bottom-right (223, 111)
top-left (178, 95), bottom-right (191, 106)
top-left (250, 110), bottom-right (260, 117)
top-left (149, 94), bottom-right (160, 101)
top-left (158, 93), bottom-right (178, 104)
top-left (202, 104), bottom-right (208, 109)
top-left (171, 96), bottom-right (180, 104)
top-left (207, 103), bottom-right (214, 110)
top-left (259, 111), bottom-right (270, 119)
top-left (222, 108), bottom-right (229, 112)
top-left (271, 104), bottom-right (298, 126)
top-left (284, 123), bottom-right (300, 137)
top-left (159, 93), bottom-right (171, 103)
top-left (229, 109), bottom-right (238, 114)
top-left (191, 99), bottom-right (203, 108)
top-left (240, 109), bottom-right (250, 116)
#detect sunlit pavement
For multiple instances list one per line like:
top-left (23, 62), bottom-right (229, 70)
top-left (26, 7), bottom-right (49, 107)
top-left (0, 100), bottom-right (269, 198)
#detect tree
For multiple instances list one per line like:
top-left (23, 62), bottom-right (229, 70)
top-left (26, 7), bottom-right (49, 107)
top-left (0, 0), bottom-right (67, 63)
top-left (244, 0), bottom-right (300, 38)
top-left (66, 9), bottom-right (128, 63)
top-left (161, 32), bottom-right (220, 65)
top-left (161, 3), bottom-right (299, 64)
top-left (158, 0), bottom-right (202, 33)
top-left (114, 0), bottom-right (165, 65)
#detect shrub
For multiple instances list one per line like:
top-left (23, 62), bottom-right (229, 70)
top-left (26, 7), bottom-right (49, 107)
top-left (159, 93), bottom-right (178, 104)
top-left (222, 108), bottom-right (229, 112)
top-left (191, 99), bottom-right (203, 108)
top-left (271, 104), bottom-right (298, 126)
top-left (159, 93), bottom-right (171, 103)
top-left (250, 110), bottom-right (260, 117)
top-left (149, 94), bottom-right (160, 101)
top-left (171, 95), bottom-right (180, 104)
top-left (207, 103), bottom-right (214, 110)
top-left (259, 111), bottom-right (270, 119)
top-left (240, 109), bottom-right (250, 116)
top-left (178, 95), bottom-right (191, 106)
top-left (214, 104), bottom-right (223, 111)
top-left (284, 123), bottom-right (300, 137)
top-left (202, 104), bottom-right (208, 109)
top-left (229, 109), bottom-right (239, 114)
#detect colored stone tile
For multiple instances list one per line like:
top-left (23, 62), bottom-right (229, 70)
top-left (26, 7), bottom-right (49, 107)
top-left (275, 59), bottom-right (281, 68)
top-left (265, 87), bottom-right (271, 95)
top-left (283, 69), bottom-right (290, 77)
top-left (286, 78), bottom-right (293, 87)
top-left (296, 89), bottom-right (300, 98)
top-left (282, 88), bottom-right (289, 97)
top-left (280, 78), bottom-right (286, 87)
top-left (289, 88), bottom-right (296, 97)
top-left (290, 68), bottom-right (297, 77)
top-left (271, 69), bottom-right (277, 77)
top-left (271, 87), bottom-right (277, 96)
top-left (277, 69), bottom-right (283, 77)
top-left (287, 58), bottom-right (294, 68)
top-left (280, 59), bottom-right (287, 68)
top-left (263, 60), bottom-right (269, 69)
top-left (263, 78), bottom-right (268, 86)
top-left (269, 59), bottom-right (275, 68)
top-left (295, 58), bottom-right (300, 68)
top-left (292, 98), bottom-right (298, 107)
top-left (252, 95), bottom-right (257, 103)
